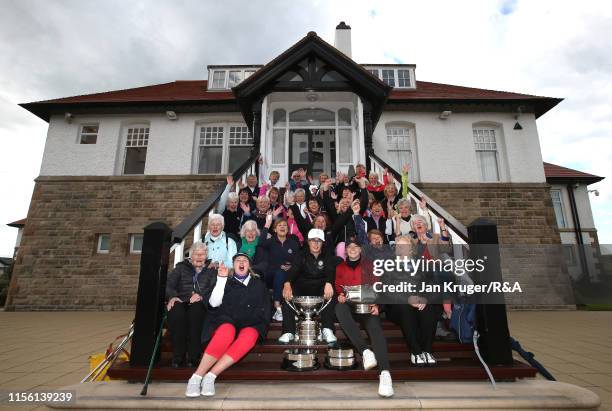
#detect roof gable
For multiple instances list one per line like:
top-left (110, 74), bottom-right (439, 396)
top-left (544, 162), bottom-right (604, 184)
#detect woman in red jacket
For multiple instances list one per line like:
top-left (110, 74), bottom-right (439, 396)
top-left (334, 234), bottom-right (393, 397)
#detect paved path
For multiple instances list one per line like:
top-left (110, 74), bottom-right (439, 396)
top-left (0, 310), bottom-right (609, 410)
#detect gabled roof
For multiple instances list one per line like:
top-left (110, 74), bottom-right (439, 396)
top-left (7, 218), bottom-right (26, 228)
top-left (544, 162), bottom-right (604, 185)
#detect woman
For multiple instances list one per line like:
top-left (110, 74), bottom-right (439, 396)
top-left (203, 214), bottom-right (237, 268)
top-left (280, 228), bottom-right (339, 344)
top-left (236, 219), bottom-right (269, 277)
top-left (185, 253), bottom-right (271, 397)
top-left (367, 171), bottom-right (387, 202)
top-left (385, 230), bottom-right (448, 367)
top-left (259, 218), bottom-right (301, 321)
top-left (217, 176), bottom-right (246, 238)
top-left (334, 238), bottom-right (394, 397)
top-left (166, 242), bottom-right (215, 368)
top-left (267, 187), bottom-right (285, 220)
top-left (252, 195), bottom-right (271, 229)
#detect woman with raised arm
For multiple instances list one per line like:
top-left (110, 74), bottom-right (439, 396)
top-left (185, 253), bottom-right (271, 397)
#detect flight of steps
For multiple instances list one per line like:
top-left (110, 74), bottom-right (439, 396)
top-left (107, 320), bottom-right (536, 382)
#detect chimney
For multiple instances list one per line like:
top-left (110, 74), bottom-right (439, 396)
top-left (334, 21), bottom-right (352, 58)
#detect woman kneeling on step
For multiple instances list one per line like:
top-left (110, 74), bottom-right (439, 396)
top-left (185, 253), bottom-right (271, 397)
top-left (335, 238), bottom-right (394, 397)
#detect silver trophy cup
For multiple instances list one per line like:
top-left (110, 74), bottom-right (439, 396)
top-left (281, 296), bottom-right (331, 371)
top-left (342, 285), bottom-right (376, 314)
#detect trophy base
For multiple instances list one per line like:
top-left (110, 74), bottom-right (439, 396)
top-left (281, 349), bottom-right (320, 372)
top-left (324, 357), bottom-right (358, 371)
top-left (325, 343), bottom-right (357, 371)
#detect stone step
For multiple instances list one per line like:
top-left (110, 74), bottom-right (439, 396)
top-left (49, 380), bottom-right (601, 410)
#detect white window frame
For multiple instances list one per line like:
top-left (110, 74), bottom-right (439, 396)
top-left (208, 68), bottom-right (259, 90)
top-left (473, 126), bottom-right (501, 182)
top-left (551, 189), bottom-right (567, 228)
top-left (97, 234), bottom-right (110, 254)
top-left (78, 123), bottom-right (99, 144)
top-left (129, 234), bottom-right (143, 254)
top-left (122, 124), bottom-right (150, 175)
top-left (196, 123), bottom-right (253, 174)
top-left (362, 66), bottom-right (415, 89)
top-left (385, 124), bottom-right (418, 181)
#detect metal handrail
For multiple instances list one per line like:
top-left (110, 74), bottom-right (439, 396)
top-left (171, 152), bottom-right (259, 244)
top-left (368, 150), bottom-right (469, 243)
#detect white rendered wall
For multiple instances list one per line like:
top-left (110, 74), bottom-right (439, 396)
top-left (40, 109), bottom-right (548, 183)
top-left (40, 113), bottom-right (246, 176)
top-left (372, 111), bottom-right (546, 183)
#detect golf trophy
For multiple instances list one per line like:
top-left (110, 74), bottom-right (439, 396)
top-left (281, 296), bottom-right (331, 371)
top-left (342, 284), bottom-right (376, 314)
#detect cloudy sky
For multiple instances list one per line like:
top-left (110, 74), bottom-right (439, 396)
top-left (1, 0), bottom-right (610, 256)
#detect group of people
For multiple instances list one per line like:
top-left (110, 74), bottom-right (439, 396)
top-left (166, 157), bottom-right (454, 398)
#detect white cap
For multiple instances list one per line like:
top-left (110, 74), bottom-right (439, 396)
top-left (309, 184), bottom-right (318, 193)
top-left (307, 228), bottom-right (325, 242)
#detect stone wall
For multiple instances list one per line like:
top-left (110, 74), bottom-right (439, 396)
top-left (6, 175), bottom-right (225, 311)
top-left (416, 183), bottom-right (576, 308)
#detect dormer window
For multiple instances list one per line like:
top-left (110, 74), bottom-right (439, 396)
top-left (207, 66), bottom-right (262, 90)
top-left (364, 65), bottom-right (416, 89)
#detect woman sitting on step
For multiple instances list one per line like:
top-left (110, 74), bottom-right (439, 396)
top-left (334, 201), bottom-right (394, 397)
top-left (185, 252), bottom-right (271, 397)
top-left (166, 241), bottom-right (216, 368)
top-left (203, 214), bottom-right (237, 268)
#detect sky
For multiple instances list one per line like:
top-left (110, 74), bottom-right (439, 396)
top-left (0, 0), bottom-right (611, 257)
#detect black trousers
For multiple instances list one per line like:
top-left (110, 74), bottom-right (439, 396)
top-left (167, 301), bottom-right (206, 363)
top-left (386, 304), bottom-right (441, 355)
top-left (281, 280), bottom-right (336, 334)
top-left (335, 303), bottom-right (390, 371)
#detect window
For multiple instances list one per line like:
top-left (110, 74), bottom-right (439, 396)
top-left (209, 68), bottom-right (259, 90)
top-left (123, 126), bottom-right (149, 174)
top-left (130, 234), bottom-right (143, 254)
top-left (198, 126), bottom-right (224, 174)
top-left (364, 67), bottom-right (414, 88)
top-left (387, 126), bottom-right (413, 173)
top-left (228, 70), bottom-right (243, 88)
top-left (338, 108), bottom-right (351, 126)
top-left (211, 71), bottom-right (226, 88)
top-left (338, 129), bottom-right (352, 163)
top-left (381, 69), bottom-right (395, 87)
top-left (272, 130), bottom-right (285, 164)
top-left (551, 190), bottom-right (567, 228)
top-left (397, 70), bottom-right (411, 88)
top-left (473, 128), bottom-right (500, 182)
top-left (97, 234), bottom-right (110, 254)
top-left (197, 124), bottom-right (253, 173)
top-left (289, 108), bottom-right (335, 127)
top-left (228, 126), bottom-right (253, 173)
top-left (79, 124), bottom-right (98, 144)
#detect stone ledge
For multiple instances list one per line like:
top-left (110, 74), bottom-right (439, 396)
top-left (35, 175), bottom-right (226, 182)
top-left (48, 380), bottom-right (600, 410)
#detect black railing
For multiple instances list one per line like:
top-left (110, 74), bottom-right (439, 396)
top-left (368, 149), bottom-right (469, 242)
top-left (171, 152), bottom-right (259, 244)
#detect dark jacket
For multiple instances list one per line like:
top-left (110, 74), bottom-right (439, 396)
top-left (286, 248), bottom-right (339, 287)
top-left (201, 274), bottom-right (271, 343)
top-left (258, 232), bottom-right (301, 272)
top-left (365, 215), bottom-right (388, 241)
top-left (165, 260), bottom-right (216, 302)
top-left (222, 208), bottom-right (245, 238)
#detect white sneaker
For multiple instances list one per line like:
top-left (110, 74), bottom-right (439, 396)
top-left (278, 332), bottom-right (294, 344)
top-left (411, 353), bottom-right (426, 366)
top-left (321, 328), bottom-right (337, 344)
top-left (200, 374), bottom-right (216, 396)
top-left (424, 352), bottom-right (436, 365)
top-left (362, 349), bottom-right (378, 370)
top-left (185, 374), bottom-right (202, 397)
top-left (378, 370), bottom-right (394, 397)
top-left (272, 307), bottom-right (283, 322)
